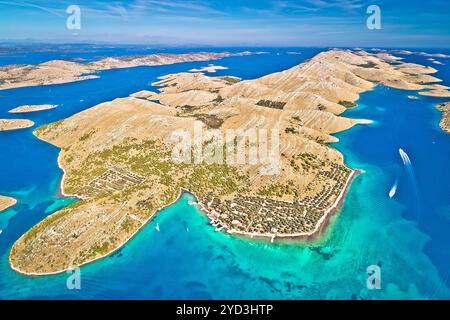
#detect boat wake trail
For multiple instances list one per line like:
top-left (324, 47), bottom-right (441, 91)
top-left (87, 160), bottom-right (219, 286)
top-left (399, 148), bottom-right (416, 181)
top-left (398, 148), bottom-right (422, 221)
top-left (399, 148), bottom-right (412, 166)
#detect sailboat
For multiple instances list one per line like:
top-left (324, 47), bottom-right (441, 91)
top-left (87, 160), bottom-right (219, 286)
top-left (155, 223), bottom-right (160, 232)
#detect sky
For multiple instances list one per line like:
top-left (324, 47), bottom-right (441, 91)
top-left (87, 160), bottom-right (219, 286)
top-left (0, 0), bottom-right (449, 47)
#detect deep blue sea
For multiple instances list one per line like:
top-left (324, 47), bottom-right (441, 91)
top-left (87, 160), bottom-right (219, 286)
top-left (0, 46), bottom-right (449, 299)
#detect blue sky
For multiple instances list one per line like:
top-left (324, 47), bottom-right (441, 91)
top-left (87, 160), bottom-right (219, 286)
top-left (0, 0), bottom-right (449, 47)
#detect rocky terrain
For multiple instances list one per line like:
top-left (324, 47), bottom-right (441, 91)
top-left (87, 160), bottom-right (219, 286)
top-left (0, 119), bottom-right (34, 131)
top-left (9, 104), bottom-right (58, 113)
top-left (436, 102), bottom-right (450, 133)
top-left (9, 49), bottom-right (446, 275)
top-left (0, 196), bottom-right (16, 212)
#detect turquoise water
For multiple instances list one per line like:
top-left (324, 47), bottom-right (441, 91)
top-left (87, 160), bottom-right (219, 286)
top-left (0, 47), bottom-right (449, 299)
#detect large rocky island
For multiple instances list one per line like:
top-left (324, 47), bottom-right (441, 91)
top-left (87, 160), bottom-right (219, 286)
top-left (9, 49), bottom-right (449, 275)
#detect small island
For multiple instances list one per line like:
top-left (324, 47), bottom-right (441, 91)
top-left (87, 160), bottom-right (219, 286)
top-left (0, 196), bottom-right (17, 212)
top-left (0, 119), bottom-right (34, 131)
top-left (189, 65), bottom-right (229, 73)
top-left (9, 104), bottom-right (58, 114)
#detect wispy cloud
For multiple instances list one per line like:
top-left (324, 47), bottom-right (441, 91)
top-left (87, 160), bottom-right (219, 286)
top-left (274, 0), bottom-right (373, 12)
top-left (0, 0), bottom-right (225, 21)
top-left (0, 0), bottom-right (66, 17)
top-left (0, 0), bottom-right (448, 48)
top-left (84, 0), bottom-right (224, 20)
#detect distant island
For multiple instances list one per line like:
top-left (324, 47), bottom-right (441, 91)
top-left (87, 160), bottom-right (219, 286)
top-left (0, 196), bottom-right (16, 212)
top-left (9, 49), bottom-right (450, 275)
top-left (9, 104), bottom-right (58, 114)
top-left (0, 119), bottom-right (34, 131)
top-left (0, 51), bottom-right (258, 90)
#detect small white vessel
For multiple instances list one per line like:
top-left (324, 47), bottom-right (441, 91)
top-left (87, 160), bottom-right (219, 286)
top-left (186, 227), bottom-right (189, 232)
top-left (0, 230), bottom-right (2, 235)
top-left (389, 183), bottom-right (397, 198)
top-left (155, 223), bottom-right (160, 232)
top-left (187, 201), bottom-right (197, 206)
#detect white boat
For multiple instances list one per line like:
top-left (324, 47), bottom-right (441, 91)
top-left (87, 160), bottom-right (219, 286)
top-left (389, 181), bottom-right (398, 198)
top-left (0, 230), bottom-right (2, 235)
top-left (155, 223), bottom-right (160, 232)
top-left (187, 201), bottom-right (197, 206)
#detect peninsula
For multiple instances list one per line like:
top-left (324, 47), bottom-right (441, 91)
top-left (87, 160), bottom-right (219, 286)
top-left (0, 119), bottom-right (34, 131)
top-left (0, 51), bottom-right (256, 90)
top-left (0, 196), bottom-right (16, 212)
top-left (9, 49), bottom-right (447, 275)
top-left (9, 104), bottom-right (58, 114)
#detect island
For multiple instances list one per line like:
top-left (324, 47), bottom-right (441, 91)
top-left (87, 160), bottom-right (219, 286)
top-left (0, 196), bottom-right (17, 212)
top-left (0, 119), bottom-right (34, 131)
top-left (436, 102), bottom-right (450, 133)
top-left (9, 104), bottom-right (58, 114)
top-left (9, 49), bottom-right (449, 275)
top-left (419, 86), bottom-right (450, 97)
top-left (0, 51), bottom-right (257, 90)
top-left (189, 65), bottom-right (229, 73)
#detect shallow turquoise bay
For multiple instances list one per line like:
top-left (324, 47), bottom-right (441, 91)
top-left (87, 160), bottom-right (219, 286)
top-left (0, 48), bottom-right (449, 299)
